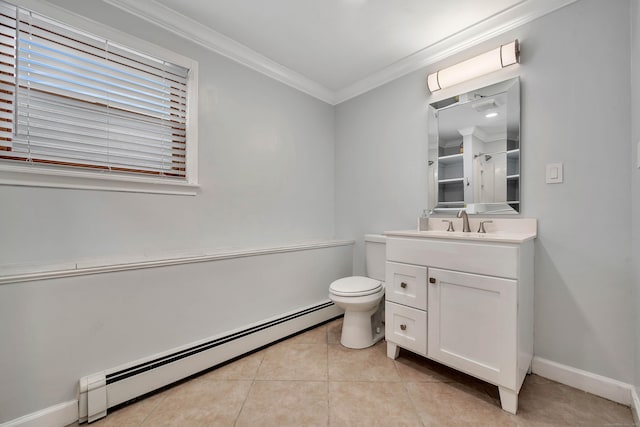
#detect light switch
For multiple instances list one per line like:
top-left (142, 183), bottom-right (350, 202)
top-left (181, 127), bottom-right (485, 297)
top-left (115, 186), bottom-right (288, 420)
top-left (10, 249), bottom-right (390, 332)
top-left (546, 162), bottom-right (563, 184)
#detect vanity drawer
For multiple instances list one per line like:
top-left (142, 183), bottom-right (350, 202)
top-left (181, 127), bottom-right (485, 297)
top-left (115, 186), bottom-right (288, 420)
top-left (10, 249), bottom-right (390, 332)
top-left (386, 237), bottom-right (519, 279)
top-left (385, 301), bottom-right (427, 356)
top-left (385, 262), bottom-right (427, 310)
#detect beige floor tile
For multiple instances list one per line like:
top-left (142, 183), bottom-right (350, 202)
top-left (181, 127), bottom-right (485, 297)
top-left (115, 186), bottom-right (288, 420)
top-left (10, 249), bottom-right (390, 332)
top-left (522, 373), bottom-right (556, 385)
top-left (66, 323), bottom-right (636, 427)
top-left (516, 378), bottom-right (634, 426)
top-left (199, 350), bottom-right (265, 381)
top-left (286, 323), bottom-right (329, 345)
top-left (235, 380), bottom-right (328, 427)
top-left (327, 318), bottom-right (343, 344)
top-left (568, 390), bottom-right (635, 426)
top-left (256, 342), bottom-right (328, 380)
top-left (329, 381), bottom-right (423, 426)
top-left (140, 379), bottom-right (252, 427)
top-left (329, 341), bottom-right (400, 382)
top-left (407, 381), bottom-right (517, 426)
top-left (88, 391), bottom-right (167, 427)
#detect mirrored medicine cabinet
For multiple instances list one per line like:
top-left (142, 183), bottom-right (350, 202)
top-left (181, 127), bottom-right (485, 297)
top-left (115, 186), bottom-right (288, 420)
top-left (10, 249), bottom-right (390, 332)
top-left (427, 77), bottom-right (520, 215)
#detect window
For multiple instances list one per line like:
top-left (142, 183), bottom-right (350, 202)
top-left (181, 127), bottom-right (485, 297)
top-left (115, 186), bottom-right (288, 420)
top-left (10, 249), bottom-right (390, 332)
top-left (0, 1), bottom-right (198, 194)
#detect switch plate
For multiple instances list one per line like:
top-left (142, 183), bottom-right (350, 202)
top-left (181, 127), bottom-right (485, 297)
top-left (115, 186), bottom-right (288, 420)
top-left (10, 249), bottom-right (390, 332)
top-left (546, 162), bottom-right (563, 184)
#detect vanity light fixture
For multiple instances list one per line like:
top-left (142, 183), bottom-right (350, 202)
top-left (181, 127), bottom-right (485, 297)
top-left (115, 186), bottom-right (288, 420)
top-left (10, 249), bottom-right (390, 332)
top-left (485, 112), bottom-right (499, 118)
top-left (427, 40), bottom-right (519, 93)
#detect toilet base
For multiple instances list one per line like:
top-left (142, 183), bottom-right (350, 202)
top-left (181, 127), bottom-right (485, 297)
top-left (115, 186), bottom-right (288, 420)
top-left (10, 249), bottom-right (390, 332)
top-left (340, 303), bottom-right (385, 349)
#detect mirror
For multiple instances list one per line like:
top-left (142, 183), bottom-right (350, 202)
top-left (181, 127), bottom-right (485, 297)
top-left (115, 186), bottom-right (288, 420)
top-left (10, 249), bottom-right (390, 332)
top-left (428, 77), bottom-right (520, 214)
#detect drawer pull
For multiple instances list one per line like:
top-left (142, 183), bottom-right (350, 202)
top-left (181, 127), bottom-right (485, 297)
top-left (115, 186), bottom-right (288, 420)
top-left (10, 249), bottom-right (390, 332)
top-left (429, 277), bottom-right (436, 284)
top-left (400, 282), bottom-right (407, 288)
top-left (400, 324), bottom-right (407, 331)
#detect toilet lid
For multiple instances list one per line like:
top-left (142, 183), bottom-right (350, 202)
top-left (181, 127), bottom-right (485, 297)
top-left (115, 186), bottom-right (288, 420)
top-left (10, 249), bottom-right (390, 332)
top-left (329, 276), bottom-right (383, 297)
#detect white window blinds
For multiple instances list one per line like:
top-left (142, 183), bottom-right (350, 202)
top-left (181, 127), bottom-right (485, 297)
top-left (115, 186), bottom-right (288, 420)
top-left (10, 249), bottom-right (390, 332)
top-left (0, 1), bottom-right (190, 179)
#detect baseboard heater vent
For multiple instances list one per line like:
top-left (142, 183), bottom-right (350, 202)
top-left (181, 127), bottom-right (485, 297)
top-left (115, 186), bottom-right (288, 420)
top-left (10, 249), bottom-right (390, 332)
top-left (79, 300), bottom-right (341, 424)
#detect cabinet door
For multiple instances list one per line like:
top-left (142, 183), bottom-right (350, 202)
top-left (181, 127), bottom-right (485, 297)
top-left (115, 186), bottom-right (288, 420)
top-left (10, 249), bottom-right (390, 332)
top-left (427, 268), bottom-right (517, 387)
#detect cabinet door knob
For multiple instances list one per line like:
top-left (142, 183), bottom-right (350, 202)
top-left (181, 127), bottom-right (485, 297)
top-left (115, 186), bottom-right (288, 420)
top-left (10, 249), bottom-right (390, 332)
top-left (400, 324), bottom-right (407, 331)
top-left (400, 282), bottom-right (407, 288)
top-left (429, 277), bottom-right (436, 284)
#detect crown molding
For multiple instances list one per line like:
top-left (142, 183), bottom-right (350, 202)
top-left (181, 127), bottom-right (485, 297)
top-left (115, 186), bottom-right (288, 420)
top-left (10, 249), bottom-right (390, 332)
top-left (103, 0), bottom-right (576, 106)
top-left (334, 0), bottom-right (577, 103)
top-left (102, 0), bottom-right (337, 104)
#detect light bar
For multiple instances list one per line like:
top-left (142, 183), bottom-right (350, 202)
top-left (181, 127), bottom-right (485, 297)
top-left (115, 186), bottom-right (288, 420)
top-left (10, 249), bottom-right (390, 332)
top-left (427, 40), bottom-right (519, 93)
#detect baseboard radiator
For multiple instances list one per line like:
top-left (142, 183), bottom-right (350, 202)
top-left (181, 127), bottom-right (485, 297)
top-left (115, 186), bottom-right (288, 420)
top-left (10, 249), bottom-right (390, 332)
top-left (79, 301), bottom-right (342, 423)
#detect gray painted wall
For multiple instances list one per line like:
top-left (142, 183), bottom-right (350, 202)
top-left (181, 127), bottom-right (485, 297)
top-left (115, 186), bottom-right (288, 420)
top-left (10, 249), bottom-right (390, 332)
top-left (0, 246), bottom-right (352, 423)
top-left (336, 0), bottom-right (634, 383)
top-left (0, 1), bottom-right (343, 422)
top-left (1, 0), bottom-right (336, 272)
top-left (632, 0), bottom-right (640, 394)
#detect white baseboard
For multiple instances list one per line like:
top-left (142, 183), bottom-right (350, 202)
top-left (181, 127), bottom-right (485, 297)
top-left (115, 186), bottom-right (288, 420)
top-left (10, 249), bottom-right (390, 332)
top-left (631, 386), bottom-right (640, 426)
top-left (531, 356), bottom-right (633, 406)
top-left (0, 400), bottom-right (77, 427)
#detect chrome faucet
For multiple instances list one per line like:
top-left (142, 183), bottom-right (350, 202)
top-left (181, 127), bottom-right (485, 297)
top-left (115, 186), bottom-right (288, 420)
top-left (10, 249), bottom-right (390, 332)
top-left (457, 209), bottom-right (471, 232)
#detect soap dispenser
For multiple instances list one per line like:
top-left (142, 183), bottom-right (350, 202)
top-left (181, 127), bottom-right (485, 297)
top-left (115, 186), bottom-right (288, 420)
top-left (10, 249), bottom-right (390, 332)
top-left (419, 209), bottom-right (430, 231)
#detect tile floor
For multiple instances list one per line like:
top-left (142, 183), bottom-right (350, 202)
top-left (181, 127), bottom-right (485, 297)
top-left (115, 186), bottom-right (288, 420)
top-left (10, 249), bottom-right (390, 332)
top-left (68, 318), bottom-right (635, 426)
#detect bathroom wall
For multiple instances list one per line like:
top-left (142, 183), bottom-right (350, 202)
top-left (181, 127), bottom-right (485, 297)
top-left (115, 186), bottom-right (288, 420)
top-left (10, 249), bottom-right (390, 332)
top-left (0, 1), bottom-right (342, 423)
top-left (336, 0), bottom-right (634, 384)
top-left (0, 245), bottom-right (352, 424)
top-left (632, 0), bottom-right (640, 402)
top-left (1, 0), bottom-right (336, 271)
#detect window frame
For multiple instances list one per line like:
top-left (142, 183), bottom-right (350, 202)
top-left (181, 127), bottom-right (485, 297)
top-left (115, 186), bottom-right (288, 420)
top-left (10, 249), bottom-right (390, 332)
top-left (0, 0), bottom-right (199, 196)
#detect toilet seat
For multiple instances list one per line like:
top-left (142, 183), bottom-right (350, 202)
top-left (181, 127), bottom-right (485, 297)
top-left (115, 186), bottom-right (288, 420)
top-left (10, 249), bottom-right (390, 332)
top-left (329, 276), bottom-right (383, 297)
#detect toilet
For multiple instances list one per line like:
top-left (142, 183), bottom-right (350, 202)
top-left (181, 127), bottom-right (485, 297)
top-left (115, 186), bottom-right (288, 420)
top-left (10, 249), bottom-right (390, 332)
top-left (329, 234), bottom-right (386, 349)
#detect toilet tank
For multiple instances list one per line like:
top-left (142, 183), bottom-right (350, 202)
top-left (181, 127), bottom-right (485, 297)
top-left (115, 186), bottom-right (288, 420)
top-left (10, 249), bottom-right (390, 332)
top-left (364, 234), bottom-right (386, 281)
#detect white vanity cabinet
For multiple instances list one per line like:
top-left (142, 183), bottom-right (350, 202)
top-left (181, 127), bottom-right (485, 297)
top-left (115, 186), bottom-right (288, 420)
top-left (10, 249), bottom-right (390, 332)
top-left (384, 230), bottom-right (535, 414)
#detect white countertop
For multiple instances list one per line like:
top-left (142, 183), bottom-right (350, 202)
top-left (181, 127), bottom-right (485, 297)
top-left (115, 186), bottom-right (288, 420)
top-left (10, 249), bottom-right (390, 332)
top-left (384, 218), bottom-right (537, 244)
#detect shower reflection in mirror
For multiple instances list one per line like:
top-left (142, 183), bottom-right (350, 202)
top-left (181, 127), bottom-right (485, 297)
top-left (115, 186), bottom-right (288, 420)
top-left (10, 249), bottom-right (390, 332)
top-left (427, 77), bottom-right (520, 215)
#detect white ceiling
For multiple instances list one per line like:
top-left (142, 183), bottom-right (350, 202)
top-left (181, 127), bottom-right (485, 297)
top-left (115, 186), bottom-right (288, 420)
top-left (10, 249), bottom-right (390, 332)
top-left (153, 0), bottom-right (521, 91)
top-left (104, 0), bottom-right (576, 104)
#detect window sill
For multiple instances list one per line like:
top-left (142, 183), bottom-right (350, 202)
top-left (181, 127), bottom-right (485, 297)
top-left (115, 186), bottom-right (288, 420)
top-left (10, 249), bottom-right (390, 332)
top-left (0, 163), bottom-right (199, 196)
